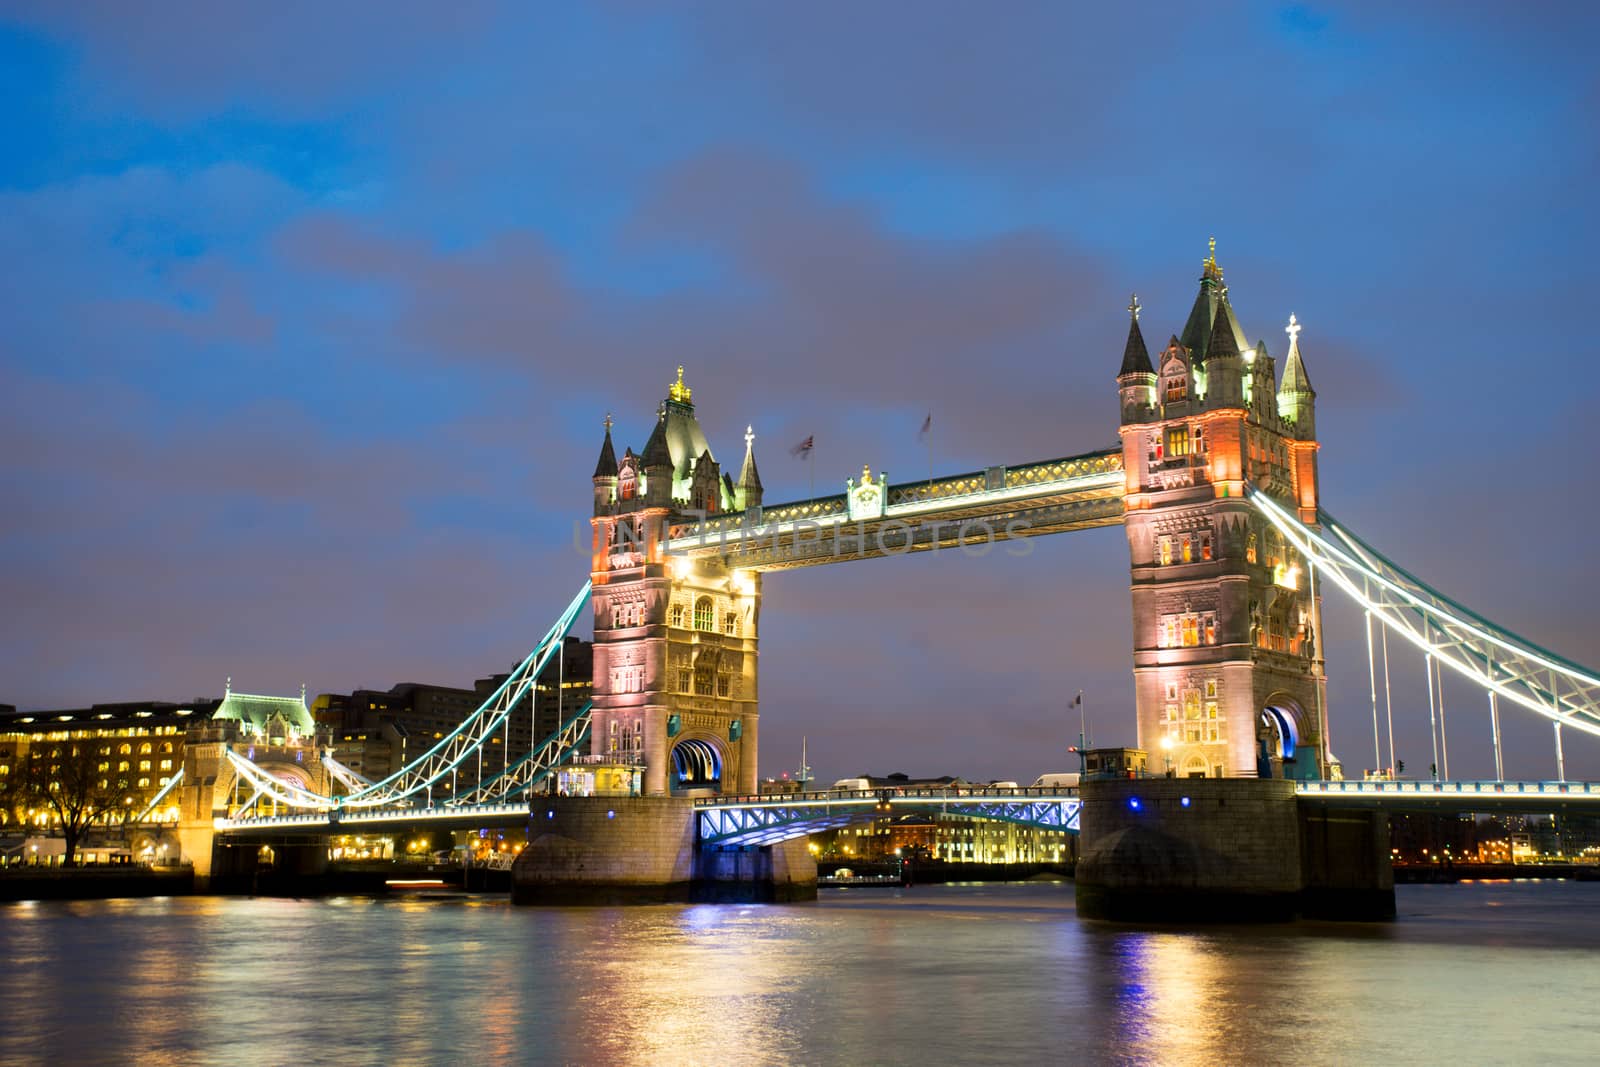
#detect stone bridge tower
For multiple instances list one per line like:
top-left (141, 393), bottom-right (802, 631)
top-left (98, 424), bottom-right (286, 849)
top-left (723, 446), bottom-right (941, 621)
top-left (1117, 244), bottom-right (1333, 779)
top-left (589, 368), bottom-right (763, 796)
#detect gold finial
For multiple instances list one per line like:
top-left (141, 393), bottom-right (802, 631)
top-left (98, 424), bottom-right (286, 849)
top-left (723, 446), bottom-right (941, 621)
top-left (1285, 313), bottom-right (1302, 348)
top-left (603, 412), bottom-right (613, 434)
top-left (861, 463), bottom-right (873, 484)
top-left (1203, 236), bottom-right (1223, 280)
top-left (668, 364), bottom-right (692, 403)
top-left (1128, 293), bottom-right (1141, 320)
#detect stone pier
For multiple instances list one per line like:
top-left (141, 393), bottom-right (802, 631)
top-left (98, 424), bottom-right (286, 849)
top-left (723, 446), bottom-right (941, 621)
top-left (1074, 777), bottom-right (1393, 922)
top-left (511, 796), bottom-right (816, 905)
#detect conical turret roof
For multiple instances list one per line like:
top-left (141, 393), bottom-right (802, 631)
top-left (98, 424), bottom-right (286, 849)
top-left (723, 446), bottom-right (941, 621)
top-left (738, 426), bottom-right (763, 491)
top-left (593, 418), bottom-right (618, 479)
top-left (1280, 315), bottom-right (1314, 394)
top-left (1118, 295), bottom-right (1153, 377)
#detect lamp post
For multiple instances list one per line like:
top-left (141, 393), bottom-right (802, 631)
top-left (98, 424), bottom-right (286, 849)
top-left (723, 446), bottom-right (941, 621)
top-left (1160, 735), bottom-right (1174, 777)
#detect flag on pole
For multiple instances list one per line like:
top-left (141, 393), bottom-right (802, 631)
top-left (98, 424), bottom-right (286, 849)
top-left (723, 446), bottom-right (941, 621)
top-left (790, 435), bottom-right (814, 459)
top-left (1071, 692), bottom-right (1082, 707)
top-left (919, 413), bottom-right (932, 440)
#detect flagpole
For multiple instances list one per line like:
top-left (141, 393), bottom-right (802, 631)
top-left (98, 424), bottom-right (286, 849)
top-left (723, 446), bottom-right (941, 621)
top-left (808, 449), bottom-right (815, 502)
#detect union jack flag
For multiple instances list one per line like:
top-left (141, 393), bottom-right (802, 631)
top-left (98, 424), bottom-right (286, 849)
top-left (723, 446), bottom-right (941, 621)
top-left (790, 435), bottom-right (814, 459)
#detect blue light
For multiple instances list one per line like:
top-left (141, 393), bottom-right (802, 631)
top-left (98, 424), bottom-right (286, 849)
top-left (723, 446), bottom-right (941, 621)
top-left (1180, 796), bottom-right (1191, 808)
top-left (1128, 797), bottom-right (1141, 811)
top-left (546, 810), bottom-right (554, 819)
top-left (607, 810), bottom-right (615, 819)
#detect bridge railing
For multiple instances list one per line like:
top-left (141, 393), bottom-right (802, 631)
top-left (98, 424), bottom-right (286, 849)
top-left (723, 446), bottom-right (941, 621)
top-left (1298, 780), bottom-right (1600, 799)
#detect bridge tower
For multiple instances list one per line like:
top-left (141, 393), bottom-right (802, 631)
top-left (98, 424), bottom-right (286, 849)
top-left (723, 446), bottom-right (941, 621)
top-left (1117, 245), bottom-right (1334, 779)
top-left (588, 369), bottom-right (762, 796)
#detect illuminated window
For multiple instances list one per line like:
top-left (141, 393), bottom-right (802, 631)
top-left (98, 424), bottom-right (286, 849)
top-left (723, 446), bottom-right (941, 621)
top-left (1182, 616), bottom-right (1199, 647)
top-left (1204, 679), bottom-right (1218, 700)
top-left (1159, 538), bottom-right (1172, 565)
top-left (1246, 533), bottom-right (1257, 564)
top-left (1165, 375), bottom-right (1187, 402)
top-left (118, 761), bottom-right (130, 772)
top-left (138, 760), bottom-right (151, 772)
top-left (118, 744), bottom-right (131, 755)
top-left (669, 603), bottom-right (685, 628)
top-left (161, 742), bottom-right (173, 753)
top-left (139, 743), bottom-right (151, 754)
top-left (1200, 533), bottom-right (1212, 561)
top-left (137, 777), bottom-right (150, 788)
top-left (159, 759), bottom-right (172, 771)
top-left (693, 596), bottom-right (714, 632)
top-left (1181, 536), bottom-right (1192, 563)
top-left (1166, 427), bottom-right (1190, 457)
top-left (1203, 614), bottom-right (1216, 645)
top-left (1193, 425), bottom-right (1205, 453)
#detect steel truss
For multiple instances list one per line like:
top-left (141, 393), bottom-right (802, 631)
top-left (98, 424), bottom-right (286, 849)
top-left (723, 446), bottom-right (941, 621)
top-left (447, 702), bottom-right (593, 806)
top-left (695, 788), bottom-right (1082, 846)
top-left (1248, 489), bottom-right (1600, 740)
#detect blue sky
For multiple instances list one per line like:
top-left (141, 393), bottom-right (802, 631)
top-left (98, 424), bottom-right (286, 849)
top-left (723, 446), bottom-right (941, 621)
top-left (3, 1), bottom-right (1597, 782)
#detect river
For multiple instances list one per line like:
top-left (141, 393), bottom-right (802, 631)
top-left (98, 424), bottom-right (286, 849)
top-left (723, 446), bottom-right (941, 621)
top-left (2, 880), bottom-right (1597, 1065)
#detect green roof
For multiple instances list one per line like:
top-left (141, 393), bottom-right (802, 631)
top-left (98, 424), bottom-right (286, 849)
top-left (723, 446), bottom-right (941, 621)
top-left (213, 691), bottom-right (315, 737)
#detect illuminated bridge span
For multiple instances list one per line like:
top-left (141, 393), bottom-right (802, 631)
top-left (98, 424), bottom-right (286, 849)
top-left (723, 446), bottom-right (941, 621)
top-left (172, 248), bottom-right (1598, 896)
top-left (693, 787), bottom-right (1083, 847)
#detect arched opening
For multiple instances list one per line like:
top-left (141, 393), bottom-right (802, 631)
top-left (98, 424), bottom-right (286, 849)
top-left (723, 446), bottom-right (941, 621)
top-left (669, 738), bottom-right (723, 794)
top-left (1181, 754), bottom-right (1210, 779)
top-left (1257, 703), bottom-right (1314, 780)
top-left (693, 596), bottom-right (714, 632)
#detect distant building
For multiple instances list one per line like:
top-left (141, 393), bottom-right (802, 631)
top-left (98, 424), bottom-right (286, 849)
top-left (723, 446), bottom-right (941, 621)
top-left (810, 773), bottom-right (1074, 865)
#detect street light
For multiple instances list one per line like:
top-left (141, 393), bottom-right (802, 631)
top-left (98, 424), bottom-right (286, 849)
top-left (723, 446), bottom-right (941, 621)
top-left (1160, 736), bottom-right (1174, 777)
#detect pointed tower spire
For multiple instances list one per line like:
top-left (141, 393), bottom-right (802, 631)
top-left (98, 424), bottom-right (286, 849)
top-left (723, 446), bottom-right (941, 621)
top-left (1205, 298), bottom-right (1241, 362)
top-left (1280, 314), bottom-right (1314, 394)
top-left (737, 424), bottom-right (764, 510)
top-left (1278, 313), bottom-right (1317, 439)
top-left (1118, 293), bottom-right (1153, 376)
top-left (593, 412), bottom-right (618, 479)
top-left (641, 404), bottom-right (672, 470)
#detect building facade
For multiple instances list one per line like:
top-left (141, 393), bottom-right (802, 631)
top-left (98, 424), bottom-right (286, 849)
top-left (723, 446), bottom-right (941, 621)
top-left (1118, 245), bottom-right (1333, 779)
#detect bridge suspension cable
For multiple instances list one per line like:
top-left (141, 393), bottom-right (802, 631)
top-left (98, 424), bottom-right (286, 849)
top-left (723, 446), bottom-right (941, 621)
top-left (447, 702), bottom-right (593, 806)
top-left (1248, 488), bottom-right (1600, 745)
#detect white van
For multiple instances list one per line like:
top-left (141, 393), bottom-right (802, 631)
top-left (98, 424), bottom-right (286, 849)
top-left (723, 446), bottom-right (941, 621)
top-left (1031, 772), bottom-right (1081, 789)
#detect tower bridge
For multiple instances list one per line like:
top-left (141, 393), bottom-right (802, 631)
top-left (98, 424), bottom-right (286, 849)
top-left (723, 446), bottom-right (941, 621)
top-left (166, 244), bottom-right (1599, 911)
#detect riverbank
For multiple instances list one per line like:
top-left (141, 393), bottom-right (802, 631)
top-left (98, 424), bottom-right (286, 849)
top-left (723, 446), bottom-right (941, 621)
top-left (1394, 863), bottom-right (1600, 883)
top-left (0, 866), bottom-right (195, 901)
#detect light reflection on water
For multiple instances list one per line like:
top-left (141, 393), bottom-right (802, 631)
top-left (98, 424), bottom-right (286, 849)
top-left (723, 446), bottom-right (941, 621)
top-left (3, 881), bottom-right (1599, 1066)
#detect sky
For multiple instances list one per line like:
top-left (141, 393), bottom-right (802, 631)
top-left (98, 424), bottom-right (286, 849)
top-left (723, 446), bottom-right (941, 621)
top-left (3, 1), bottom-right (1597, 784)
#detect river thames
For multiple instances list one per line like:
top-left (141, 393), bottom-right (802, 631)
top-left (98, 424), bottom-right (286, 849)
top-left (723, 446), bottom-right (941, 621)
top-left (3, 880), bottom-right (1597, 1065)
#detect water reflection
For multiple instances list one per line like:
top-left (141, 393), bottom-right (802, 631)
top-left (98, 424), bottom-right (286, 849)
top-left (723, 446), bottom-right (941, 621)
top-left (2, 882), bottom-right (1599, 1065)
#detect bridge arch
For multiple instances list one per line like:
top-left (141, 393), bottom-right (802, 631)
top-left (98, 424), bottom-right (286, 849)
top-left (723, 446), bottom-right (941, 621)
top-left (1257, 696), bottom-right (1313, 780)
top-left (670, 736), bottom-right (726, 795)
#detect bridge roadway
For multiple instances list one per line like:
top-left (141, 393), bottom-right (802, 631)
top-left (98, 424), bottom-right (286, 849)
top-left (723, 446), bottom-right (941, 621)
top-left (209, 780), bottom-right (1600, 844)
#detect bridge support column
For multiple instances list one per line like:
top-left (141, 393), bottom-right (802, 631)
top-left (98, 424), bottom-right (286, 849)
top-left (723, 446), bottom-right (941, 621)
top-left (1075, 778), bottom-right (1392, 921)
top-left (510, 796), bottom-right (815, 904)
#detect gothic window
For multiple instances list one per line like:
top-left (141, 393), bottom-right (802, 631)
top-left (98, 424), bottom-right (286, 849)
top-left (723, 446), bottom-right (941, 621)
top-left (1181, 616), bottom-right (1199, 648)
top-left (693, 596), bottom-right (714, 632)
top-left (1181, 536), bottom-right (1192, 563)
top-left (1166, 427), bottom-right (1190, 457)
top-left (1165, 375), bottom-right (1187, 403)
top-left (694, 663), bottom-right (716, 696)
top-left (118, 761), bottom-right (129, 772)
top-left (608, 721), bottom-right (618, 753)
top-left (159, 759), bottom-right (172, 771)
top-left (619, 464), bottom-right (637, 501)
top-left (1203, 614), bottom-right (1216, 645)
top-left (137, 777), bottom-right (149, 788)
top-left (1193, 425), bottom-right (1205, 453)
top-left (1246, 533), bottom-right (1257, 564)
top-left (723, 611), bottom-right (738, 636)
top-left (139, 742), bottom-right (151, 754)
top-left (1200, 533), bottom-right (1213, 561)
top-left (675, 669), bottom-right (691, 693)
top-left (138, 760), bottom-right (151, 772)
top-left (1159, 538), bottom-right (1172, 566)
top-left (1204, 679), bottom-right (1218, 700)
top-left (633, 723), bottom-right (642, 751)
top-left (1165, 683), bottom-right (1179, 702)
top-left (669, 603), bottom-right (685, 628)
top-left (1266, 531), bottom-right (1282, 569)
top-left (716, 674), bottom-right (731, 698)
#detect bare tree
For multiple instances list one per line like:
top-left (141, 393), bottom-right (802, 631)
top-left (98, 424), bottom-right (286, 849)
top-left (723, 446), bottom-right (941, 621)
top-left (7, 741), bottom-right (145, 866)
